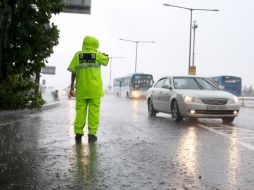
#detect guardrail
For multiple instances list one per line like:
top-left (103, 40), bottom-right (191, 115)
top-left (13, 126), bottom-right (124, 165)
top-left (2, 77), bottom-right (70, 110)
top-left (239, 97), bottom-right (254, 107)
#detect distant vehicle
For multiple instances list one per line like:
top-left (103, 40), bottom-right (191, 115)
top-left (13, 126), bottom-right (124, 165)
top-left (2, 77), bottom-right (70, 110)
top-left (113, 73), bottom-right (153, 98)
top-left (210, 75), bottom-right (242, 97)
top-left (147, 76), bottom-right (240, 123)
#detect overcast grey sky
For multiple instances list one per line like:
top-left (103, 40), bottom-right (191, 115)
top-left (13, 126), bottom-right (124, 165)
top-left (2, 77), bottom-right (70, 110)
top-left (42, 0), bottom-right (254, 89)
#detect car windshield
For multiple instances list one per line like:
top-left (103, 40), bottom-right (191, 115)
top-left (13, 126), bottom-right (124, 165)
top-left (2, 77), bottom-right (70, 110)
top-left (173, 77), bottom-right (218, 90)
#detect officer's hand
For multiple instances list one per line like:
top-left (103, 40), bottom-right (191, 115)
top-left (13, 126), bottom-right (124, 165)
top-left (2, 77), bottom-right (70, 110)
top-left (69, 89), bottom-right (75, 98)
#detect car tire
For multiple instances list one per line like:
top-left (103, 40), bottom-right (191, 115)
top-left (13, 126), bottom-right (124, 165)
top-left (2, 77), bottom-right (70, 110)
top-left (171, 101), bottom-right (183, 122)
top-left (148, 99), bottom-right (157, 117)
top-left (222, 117), bottom-right (235, 124)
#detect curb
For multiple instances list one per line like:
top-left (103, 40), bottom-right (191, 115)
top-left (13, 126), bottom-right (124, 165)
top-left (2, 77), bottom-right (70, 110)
top-left (41, 101), bottom-right (62, 111)
top-left (0, 101), bottom-right (62, 117)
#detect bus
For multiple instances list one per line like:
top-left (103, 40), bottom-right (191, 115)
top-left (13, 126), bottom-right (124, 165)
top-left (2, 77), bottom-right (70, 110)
top-left (113, 73), bottom-right (154, 98)
top-left (210, 75), bottom-right (242, 97)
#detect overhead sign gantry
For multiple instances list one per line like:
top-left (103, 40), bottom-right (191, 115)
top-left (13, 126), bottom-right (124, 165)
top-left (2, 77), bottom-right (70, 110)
top-left (62, 0), bottom-right (91, 14)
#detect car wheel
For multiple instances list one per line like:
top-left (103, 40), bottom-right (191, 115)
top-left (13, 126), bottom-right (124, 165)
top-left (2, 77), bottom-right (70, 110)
top-left (148, 99), bottom-right (157, 117)
top-left (171, 101), bottom-right (183, 122)
top-left (222, 117), bottom-right (235, 123)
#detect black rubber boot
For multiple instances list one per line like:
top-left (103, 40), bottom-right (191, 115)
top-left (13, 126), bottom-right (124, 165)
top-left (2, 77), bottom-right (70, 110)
top-left (75, 134), bottom-right (83, 143)
top-left (88, 134), bottom-right (97, 142)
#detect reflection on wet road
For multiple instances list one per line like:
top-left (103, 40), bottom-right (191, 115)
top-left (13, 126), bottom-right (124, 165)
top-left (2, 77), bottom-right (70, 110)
top-left (1, 95), bottom-right (254, 189)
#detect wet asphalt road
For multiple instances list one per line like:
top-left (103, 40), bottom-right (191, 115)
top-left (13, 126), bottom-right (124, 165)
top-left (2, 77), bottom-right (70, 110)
top-left (1, 95), bottom-right (254, 190)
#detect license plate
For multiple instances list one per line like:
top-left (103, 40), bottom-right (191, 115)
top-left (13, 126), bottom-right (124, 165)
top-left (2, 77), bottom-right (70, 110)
top-left (207, 105), bottom-right (226, 110)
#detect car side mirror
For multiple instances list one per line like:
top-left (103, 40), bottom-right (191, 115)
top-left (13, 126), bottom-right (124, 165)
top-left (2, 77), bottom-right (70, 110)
top-left (162, 84), bottom-right (172, 89)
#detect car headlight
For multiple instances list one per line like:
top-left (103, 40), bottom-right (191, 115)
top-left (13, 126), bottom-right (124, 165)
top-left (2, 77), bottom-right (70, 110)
top-left (233, 96), bottom-right (239, 104)
top-left (183, 95), bottom-right (193, 103)
top-left (183, 95), bottom-right (202, 104)
top-left (228, 96), bottom-right (239, 104)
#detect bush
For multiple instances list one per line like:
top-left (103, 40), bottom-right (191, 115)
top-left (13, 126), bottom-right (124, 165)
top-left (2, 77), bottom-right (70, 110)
top-left (0, 76), bottom-right (45, 110)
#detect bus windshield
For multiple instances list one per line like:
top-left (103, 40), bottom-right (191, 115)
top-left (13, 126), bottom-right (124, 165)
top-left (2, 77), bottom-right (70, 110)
top-left (222, 76), bottom-right (241, 84)
top-left (132, 75), bottom-right (153, 88)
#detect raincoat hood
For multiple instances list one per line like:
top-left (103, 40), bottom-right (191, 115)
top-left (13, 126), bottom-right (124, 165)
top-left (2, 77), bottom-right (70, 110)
top-left (82, 36), bottom-right (99, 51)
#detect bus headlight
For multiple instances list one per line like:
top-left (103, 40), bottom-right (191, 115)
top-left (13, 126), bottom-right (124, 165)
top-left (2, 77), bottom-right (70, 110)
top-left (132, 91), bottom-right (140, 98)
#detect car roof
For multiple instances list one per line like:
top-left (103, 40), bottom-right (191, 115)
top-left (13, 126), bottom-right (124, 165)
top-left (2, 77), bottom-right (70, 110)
top-left (160, 75), bottom-right (208, 79)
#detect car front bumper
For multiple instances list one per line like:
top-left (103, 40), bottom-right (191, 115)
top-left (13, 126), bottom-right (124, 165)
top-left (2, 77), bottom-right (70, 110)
top-left (180, 103), bottom-right (240, 118)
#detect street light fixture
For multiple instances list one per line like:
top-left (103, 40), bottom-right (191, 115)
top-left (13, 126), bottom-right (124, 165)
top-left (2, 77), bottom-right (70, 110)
top-left (163, 3), bottom-right (219, 75)
top-left (119, 38), bottom-right (155, 73)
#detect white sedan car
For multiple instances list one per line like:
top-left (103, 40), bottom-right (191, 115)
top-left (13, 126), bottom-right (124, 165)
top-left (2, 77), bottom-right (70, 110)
top-left (147, 76), bottom-right (240, 123)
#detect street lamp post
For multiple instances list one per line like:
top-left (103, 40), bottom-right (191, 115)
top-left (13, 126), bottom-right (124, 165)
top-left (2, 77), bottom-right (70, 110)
top-left (163, 3), bottom-right (219, 75)
top-left (119, 38), bottom-right (154, 73)
top-left (108, 56), bottom-right (124, 91)
top-left (192, 21), bottom-right (198, 68)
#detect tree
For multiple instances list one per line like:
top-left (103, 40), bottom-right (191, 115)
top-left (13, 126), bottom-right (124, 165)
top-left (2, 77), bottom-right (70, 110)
top-left (242, 85), bottom-right (248, 96)
top-left (248, 85), bottom-right (254, 96)
top-left (0, 0), bottom-right (64, 109)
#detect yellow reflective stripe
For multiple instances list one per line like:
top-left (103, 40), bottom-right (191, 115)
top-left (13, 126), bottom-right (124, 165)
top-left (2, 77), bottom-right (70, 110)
top-left (76, 63), bottom-right (101, 69)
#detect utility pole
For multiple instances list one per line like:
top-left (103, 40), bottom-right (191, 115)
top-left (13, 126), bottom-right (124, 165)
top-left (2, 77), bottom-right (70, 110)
top-left (192, 21), bottom-right (198, 68)
top-left (108, 56), bottom-right (124, 92)
top-left (163, 3), bottom-right (218, 75)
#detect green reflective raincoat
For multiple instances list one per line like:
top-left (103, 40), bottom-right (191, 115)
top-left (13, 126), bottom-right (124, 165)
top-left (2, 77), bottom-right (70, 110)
top-left (67, 36), bottom-right (109, 136)
top-left (68, 36), bottom-right (109, 99)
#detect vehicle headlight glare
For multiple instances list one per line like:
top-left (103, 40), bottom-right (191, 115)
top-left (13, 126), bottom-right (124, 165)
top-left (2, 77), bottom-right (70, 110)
top-left (233, 96), bottom-right (239, 104)
top-left (132, 91), bottom-right (139, 98)
top-left (184, 95), bottom-right (193, 103)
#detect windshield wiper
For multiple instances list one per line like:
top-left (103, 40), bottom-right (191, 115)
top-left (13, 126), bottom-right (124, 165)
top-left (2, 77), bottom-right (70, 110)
top-left (193, 78), bottom-right (204, 89)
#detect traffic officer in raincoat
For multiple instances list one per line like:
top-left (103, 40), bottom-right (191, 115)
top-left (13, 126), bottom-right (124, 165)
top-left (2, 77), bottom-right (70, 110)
top-left (68, 36), bottom-right (109, 143)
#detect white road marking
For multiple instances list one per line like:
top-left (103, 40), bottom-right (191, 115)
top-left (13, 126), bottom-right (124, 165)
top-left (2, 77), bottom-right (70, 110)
top-left (199, 124), bottom-right (254, 151)
top-left (0, 108), bottom-right (64, 127)
top-left (0, 118), bottom-right (31, 127)
top-left (220, 124), bottom-right (254, 133)
top-left (234, 137), bottom-right (254, 140)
